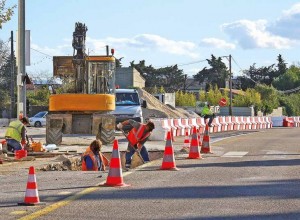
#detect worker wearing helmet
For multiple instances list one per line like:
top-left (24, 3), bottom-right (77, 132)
top-left (117, 119), bottom-right (155, 170)
top-left (201, 102), bottom-right (215, 127)
top-left (5, 117), bottom-right (29, 152)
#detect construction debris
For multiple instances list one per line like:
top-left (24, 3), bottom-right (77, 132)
top-left (40, 155), bottom-right (82, 171)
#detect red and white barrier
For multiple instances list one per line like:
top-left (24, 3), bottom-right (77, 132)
top-left (173, 118), bottom-right (185, 136)
top-left (218, 116), bottom-right (228, 131)
top-left (148, 118), bottom-right (169, 141)
top-left (181, 118), bottom-right (192, 135)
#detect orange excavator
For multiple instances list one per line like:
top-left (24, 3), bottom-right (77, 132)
top-left (46, 22), bottom-right (116, 145)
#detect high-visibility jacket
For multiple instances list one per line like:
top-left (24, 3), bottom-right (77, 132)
top-left (5, 120), bottom-right (24, 142)
top-left (127, 124), bottom-right (150, 147)
top-left (82, 147), bottom-right (108, 171)
top-left (201, 105), bottom-right (213, 116)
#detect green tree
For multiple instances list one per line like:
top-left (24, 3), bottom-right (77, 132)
top-left (27, 87), bottom-right (50, 106)
top-left (0, 0), bottom-right (16, 29)
top-left (276, 54), bottom-right (287, 78)
top-left (279, 93), bottom-right (300, 116)
top-left (273, 65), bottom-right (300, 91)
top-left (198, 90), bottom-right (206, 102)
top-left (255, 84), bottom-right (279, 115)
top-left (131, 60), bottom-right (185, 90)
top-left (240, 54), bottom-right (287, 90)
top-left (0, 39), bottom-right (17, 117)
top-left (233, 88), bottom-right (261, 108)
top-left (159, 86), bottom-right (165, 93)
top-left (193, 55), bottom-right (229, 90)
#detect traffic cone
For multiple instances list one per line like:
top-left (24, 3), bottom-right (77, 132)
top-left (101, 140), bottom-right (129, 187)
top-left (18, 166), bottom-right (45, 206)
top-left (187, 126), bottom-right (202, 159)
top-left (160, 131), bottom-right (179, 171)
top-left (180, 131), bottom-right (190, 152)
top-left (201, 124), bottom-right (212, 153)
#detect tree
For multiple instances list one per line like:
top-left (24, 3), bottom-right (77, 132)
top-left (0, 0), bottom-right (16, 29)
top-left (273, 65), bottom-right (300, 91)
top-left (27, 87), bottom-right (50, 106)
top-left (279, 93), bottom-right (300, 116)
top-left (193, 55), bottom-right (229, 90)
top-left (240, 54), bottom-right (287, 90)
top-left (254, 84), bottom-right (279, 115)
top-left (130, 60), bottom-right (185, 89)
top-left (0, 39), bottom-right (17, 117)
top-left (276, 54), bottom-right (287, 78)
top-left (233, 88), bottom-right (261, 108)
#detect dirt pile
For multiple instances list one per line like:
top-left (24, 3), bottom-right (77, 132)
top-left (40, 154), bottom-right (82, 171)
top-left (137, 88), bottom-right (195, 119)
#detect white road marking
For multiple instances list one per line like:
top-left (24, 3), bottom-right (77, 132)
top-left (263, 150), bottom-right (287, 159)
top-left (222, 151), bottom-right (248, 157)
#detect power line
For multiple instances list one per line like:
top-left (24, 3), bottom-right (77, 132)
top-left (30, 47), bottom-right (52, 57)
top-left (231, 55), bottom-right (258, 84)
top-left (155, 59), bottom-right (207, 68)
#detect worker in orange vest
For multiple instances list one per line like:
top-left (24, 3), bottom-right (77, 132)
top-left (82, 140), bottom-right (109, 172)
top-left (117, 119), bottom-right (155, 170)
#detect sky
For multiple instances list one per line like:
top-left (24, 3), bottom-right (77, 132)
top-left (1, 0), bottom-right (300, 78)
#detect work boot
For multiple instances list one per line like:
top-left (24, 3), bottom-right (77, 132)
top-left (125, 164), bottom-right (131, 171)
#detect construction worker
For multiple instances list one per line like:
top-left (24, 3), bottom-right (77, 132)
top-left (82, 139), bottom-right (109, 172)
top-left (201, 102), bottom-right (215, 127)
top-left (117, 119), bottom-right (155, 170)
top-left (5, 117), bottom-right (29, 152)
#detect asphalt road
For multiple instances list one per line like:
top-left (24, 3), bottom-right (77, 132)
top-left (0, 127), bottom-right (300, 219)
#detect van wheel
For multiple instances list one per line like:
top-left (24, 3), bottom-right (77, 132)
top-left (34, 121), bottom-right (42, 127)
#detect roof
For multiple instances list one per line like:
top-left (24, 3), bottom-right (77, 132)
top-left (115, 89), bottom-right (138, 93)
top-left (220, 88), bottom-right (245, 96)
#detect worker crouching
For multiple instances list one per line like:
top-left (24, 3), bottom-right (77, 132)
top-left (82, 140), bottom-right (109, 172)
top-left (5, 116), bottom-right (29, 152)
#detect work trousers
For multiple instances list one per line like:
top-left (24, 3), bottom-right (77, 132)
top-left (125, 144), bottom-right (150, 167)
top-left (6, 139), bottom-right (22, 152)
top-left (203, 115), bottom-right (214, 126)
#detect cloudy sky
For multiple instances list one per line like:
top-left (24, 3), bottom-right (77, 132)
top-left (1, 0), bottom-right (300, 77)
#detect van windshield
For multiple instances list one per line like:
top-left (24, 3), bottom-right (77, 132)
top-left (34, 111), bottom-right (47, 118)
top-left (116, 93), bottom-right (140, 106)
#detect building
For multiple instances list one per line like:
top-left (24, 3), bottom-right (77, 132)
top-left (115, 67), bottom-right (145, 89)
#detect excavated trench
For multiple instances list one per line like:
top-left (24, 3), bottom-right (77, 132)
top-left (39, 151), bottom-right (165, 171)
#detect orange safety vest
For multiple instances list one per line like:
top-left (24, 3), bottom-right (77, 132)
top-left (82, 147), bottom-right (109, 171)
top-left (127, 124), bottom-right (150, 147)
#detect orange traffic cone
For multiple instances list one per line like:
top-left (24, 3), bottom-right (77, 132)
top-left (201, 124), bottom-right (212, 153)
top-left (180, 131), bottom-right (190, 152)
top-left (187, 126), bottom-right (202, 159)
top-left (160, 131), bottom-right (179, 171)
top-left (18, 166), bottom-right (45, 206)
top-left (101, 140), bottom-right (129, 187)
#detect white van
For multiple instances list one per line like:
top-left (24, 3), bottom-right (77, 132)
top-left (111, 89), bottom-right (147, 131)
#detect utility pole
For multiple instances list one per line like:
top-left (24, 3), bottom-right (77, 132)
top-left (183, 74), bottom-right (187, 92)
top-left (10, 31), bottom-right (15, 119)
top-left (229, 54), bottom-right (232, 116)
top-left (17, 0), bottom-right (26, 117)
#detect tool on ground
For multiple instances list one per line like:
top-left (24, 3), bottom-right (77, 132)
top-left (119, 128), bottom-right (145, 164)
